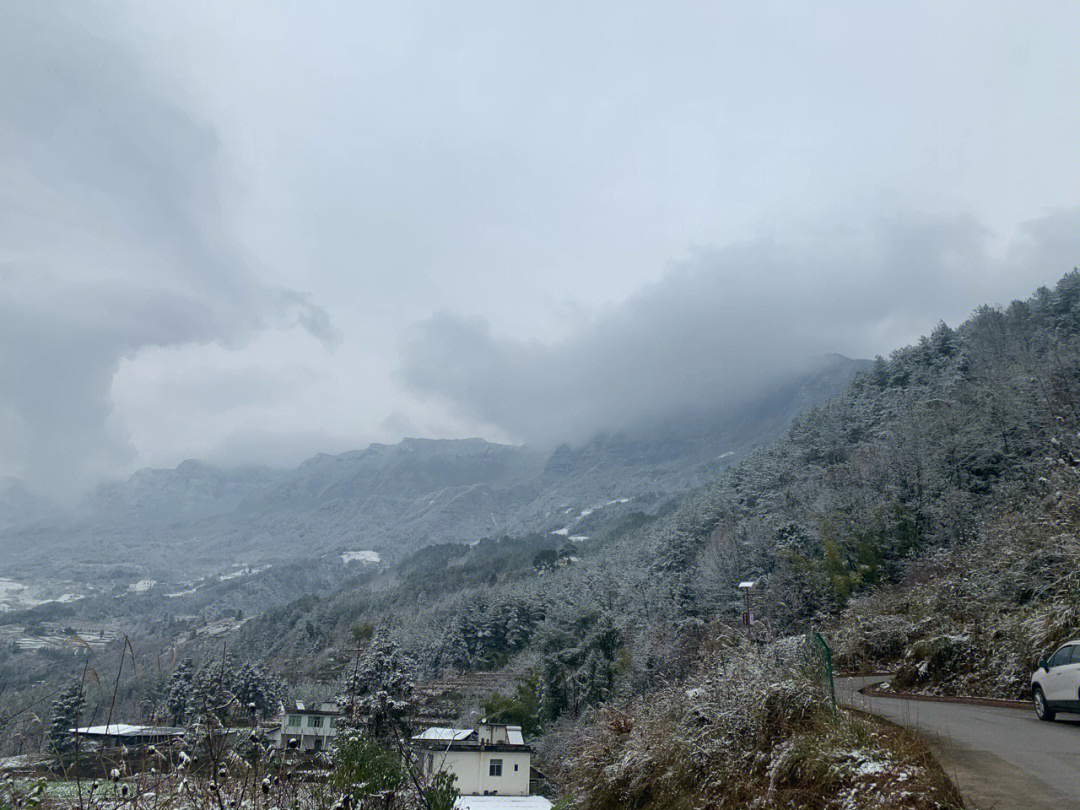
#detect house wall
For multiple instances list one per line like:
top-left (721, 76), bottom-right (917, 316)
top-left (477, 723), bottom-right (508, 744)
top-left (272, 713), bottom-right (338, 750)
top-left (479, 750), bottom-right (530, 795)
top-left (440, 751), bottom-right (481, 794)
top-left (431, 749), bottom-right (530, 796)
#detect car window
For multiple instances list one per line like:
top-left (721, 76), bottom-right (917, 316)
top-left (1068, 646), bottom-right (1080, 665)
top-left (1050, 645), bottom-right (1075, 668)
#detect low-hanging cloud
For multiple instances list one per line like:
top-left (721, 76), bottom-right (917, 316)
top-left (0, 3), bottom-right (333, 497)
top-left (403, 209), bottom-right (1080, 446)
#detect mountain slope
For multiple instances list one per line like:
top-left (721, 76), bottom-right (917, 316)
top-left (0, 356), bottom-right (866, 585)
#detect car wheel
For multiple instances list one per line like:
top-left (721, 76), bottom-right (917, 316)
top-left (1034, 686), bottom-right (1056, 721)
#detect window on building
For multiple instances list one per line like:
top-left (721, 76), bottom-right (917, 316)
top-left (287, 715), bottom-right (301, 727)
top-left (329, 717), bottom-right (337, 728)
top-left (514, 764), bottom-right (518, 771)
top-left (309, 715), bottom-right (324, 728)
top-left (489, 759), bottom-right (502, 777)
top-left (426, 753), bottom-right (434, 773)
top-left (313, 737), bottom-right (323, 751)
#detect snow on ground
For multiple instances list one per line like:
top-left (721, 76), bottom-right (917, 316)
top-left (840, 749), bottom-right (892, 778)
top-left (0, 753), bottom-right (50, 774)
top-left (341, 550), bottom-right (381, 564)
top-left (196, 616), bottom-right (247, 638)
top-left (550, 497), bottom-right (633, 537)
top-left (0, 578), bottom-right (33, 611)
top-left (455, 796), bottom-right (553, 809)
top-left (165, 588), bottom-right (197, 598)
top-left (129, 579), bottom-right (156, 592)
top-left (718, 450), bottom-right (735, 459)
top-left (0, 578), bottom-right (87, 611)
top-left (0, 622), bottom-right (121, 652)
top-left (219, 565), bottom-right (271, 581)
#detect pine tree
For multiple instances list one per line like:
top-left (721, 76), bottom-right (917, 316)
top-left (188, 653), bottom-right (237, 725)
top-left (436, 625), bottom-right (470, 672)
top-left (234, 662), bottom-right (282, 720)
top-left (540, 657), bottom-right (568, 721)
top-left (340, 630), bottom-right (415, 744)
top-left (870, 355), bottom-right (889, 389)
top-left (47, 678), bottom-right (84, 757)
top-left (166, 658), bottom-right (195, 724)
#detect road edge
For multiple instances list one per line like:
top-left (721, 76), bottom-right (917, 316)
top-left (836, 677), bottom-right (966, 809)
top-left (840, 673), bottom-right (1029, 710)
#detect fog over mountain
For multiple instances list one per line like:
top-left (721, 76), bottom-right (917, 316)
top-left (404, 210), bottom-right (1080, 445)
top-left (1, 1), bottom-right (1078, 498)
top-left (0, 352), bottom-right (867, 584)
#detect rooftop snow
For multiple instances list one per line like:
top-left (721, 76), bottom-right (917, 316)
top-left (73, 724), bottom-right (183, 737)
top-left (454, 798), bottom-right (552, 810)
top-left (413, 727), bottom-right (474, 742)
top-left (291, 701), bottom-right (339, 714)
top-left (341, 550), bottom-right (381, 564)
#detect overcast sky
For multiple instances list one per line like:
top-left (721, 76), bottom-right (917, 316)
top-left (2, 1), bottom-right (1079, 495)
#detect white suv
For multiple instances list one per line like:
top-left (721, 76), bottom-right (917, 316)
top-left (1031, 640), bottom-right (1080, 721)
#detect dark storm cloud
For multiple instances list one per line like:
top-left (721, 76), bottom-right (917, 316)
top-left (403, 209), bottom-right (1080, 445)
top-left (0, 3), bottom-right (332, 496)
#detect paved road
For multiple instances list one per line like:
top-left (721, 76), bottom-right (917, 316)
top-left (839, 676), bottom-right (1080, 809)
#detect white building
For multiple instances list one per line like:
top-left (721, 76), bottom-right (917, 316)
top-left (271, 701), bottom-right (340, 752)
top-left (413, 722), bottom-right (548, 805)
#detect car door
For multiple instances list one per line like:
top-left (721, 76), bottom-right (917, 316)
top-left (1043, 644), bottom-right (1076, 704)
top-left (1058, 644), bottom-right (1080, 710)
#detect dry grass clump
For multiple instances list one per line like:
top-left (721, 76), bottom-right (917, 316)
top-left (563, 639), bottom-right (962, 810)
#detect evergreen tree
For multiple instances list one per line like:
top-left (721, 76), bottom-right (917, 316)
top-left (234, 662), bottom-right (282, 720)
top-left (47, 678), bottom-right (84, 757)
top-left (539, 657), bottom-right (568, 721)
top-left (436, 625), bottom-right (470, 672)
top-left (870, 355), bottom-right (889, 389)
top-left (190, 654), bottom-right (237, 721)
top-left (340, 630), bottom-right (415, 744)
top-left (166, 657), bottom-right (195, 724)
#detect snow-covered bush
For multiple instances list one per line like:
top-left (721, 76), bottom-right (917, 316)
top-left (893, 635), bottom-right (971, 691)
top-left (833, 608), bottom-right (928, 674)
top-left (564, 637), bottom-right (962, 809)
